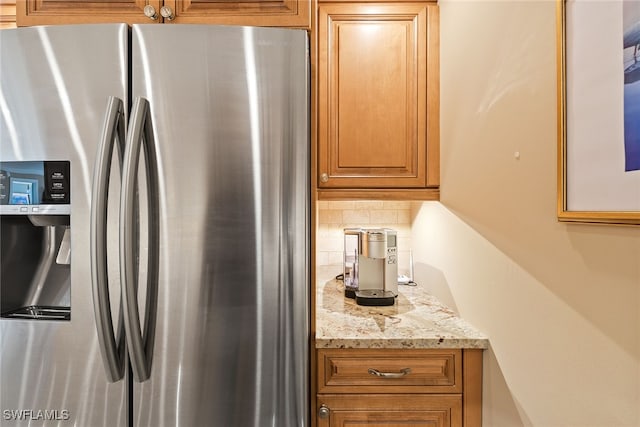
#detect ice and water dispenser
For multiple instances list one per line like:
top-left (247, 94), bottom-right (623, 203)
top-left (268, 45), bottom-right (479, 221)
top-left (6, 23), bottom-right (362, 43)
top-left (0, 161), bottom-right (71, 321)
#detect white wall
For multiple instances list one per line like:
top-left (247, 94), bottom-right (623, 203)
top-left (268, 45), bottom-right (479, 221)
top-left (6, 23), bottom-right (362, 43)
top-left (410, 1), bottom-right (640, 426)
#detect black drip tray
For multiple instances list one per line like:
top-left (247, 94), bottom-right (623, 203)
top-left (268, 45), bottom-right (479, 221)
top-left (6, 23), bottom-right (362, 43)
top-left (1, 305), bottom-right (70, 321)
top-left (355, 290), bottom-right (396, 306)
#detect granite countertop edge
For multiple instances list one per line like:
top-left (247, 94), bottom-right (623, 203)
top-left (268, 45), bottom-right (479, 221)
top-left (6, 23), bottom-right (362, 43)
top-left (315, 266), bottom-right (490, 350)
top-left (315, 338), bottom-right (489, 350)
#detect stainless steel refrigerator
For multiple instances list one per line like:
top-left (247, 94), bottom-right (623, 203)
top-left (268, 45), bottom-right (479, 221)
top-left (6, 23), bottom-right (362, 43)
top-left (0, 23), bottom-right (309, 427)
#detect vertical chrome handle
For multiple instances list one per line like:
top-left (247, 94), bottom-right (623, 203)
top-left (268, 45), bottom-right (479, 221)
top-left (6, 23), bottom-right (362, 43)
top-left (91, 96), bottom-right (127, 382)
top-left (121, 97), bottom-right (160, 382)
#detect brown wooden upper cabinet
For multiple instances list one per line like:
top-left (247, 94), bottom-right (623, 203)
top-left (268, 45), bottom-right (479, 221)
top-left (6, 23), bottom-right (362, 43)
top-left (16, 0), bottom-right (310, 28)
top-left (316, 2), bottom-right (439, 200)
top-left (0, 1), bottom-right (16, 29)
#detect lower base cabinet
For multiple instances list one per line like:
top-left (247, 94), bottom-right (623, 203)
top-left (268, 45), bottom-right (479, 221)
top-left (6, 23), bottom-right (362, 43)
top-left (315, 348), bottom-right (483, 427)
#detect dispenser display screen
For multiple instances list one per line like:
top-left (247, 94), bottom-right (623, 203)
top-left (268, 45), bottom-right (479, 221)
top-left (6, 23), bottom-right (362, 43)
top-left (0, 161), bottom-right (70, 208)
top-left (388, 234), bottom-right (396, 248)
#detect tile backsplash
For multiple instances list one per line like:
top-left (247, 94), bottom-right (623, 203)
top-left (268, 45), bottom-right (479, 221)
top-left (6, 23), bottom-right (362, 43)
top-left (316, 201), bottom-right (413, 274)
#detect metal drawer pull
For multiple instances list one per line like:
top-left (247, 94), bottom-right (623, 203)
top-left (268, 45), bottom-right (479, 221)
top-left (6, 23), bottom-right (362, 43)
top-left (367, 367), bottom-right (412, 378)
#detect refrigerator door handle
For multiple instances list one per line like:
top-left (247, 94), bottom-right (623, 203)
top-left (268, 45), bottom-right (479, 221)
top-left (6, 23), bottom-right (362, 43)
top-left (121, 97), bottom-right (160, 383)
top-left (91, 96), bottom-right (127, 382)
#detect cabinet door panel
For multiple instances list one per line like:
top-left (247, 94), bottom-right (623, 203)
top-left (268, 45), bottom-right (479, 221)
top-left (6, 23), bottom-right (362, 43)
top-left (318, 3), bottom-right (438, 189)
top-left (317, 394), bottom-right (461, 427)
top-left (337, 21), bottom-right (409, 169)
top-left (332, 411), bottom-right (448, 427)
top-left (17, 0), bottom-right (309, 27)
top-left (163, 0), bottom-right (310, 27)
top-left (17, 0), bottom-right (161, 26)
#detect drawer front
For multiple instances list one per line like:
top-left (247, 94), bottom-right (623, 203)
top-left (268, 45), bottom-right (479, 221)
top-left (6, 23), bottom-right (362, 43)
top-left (317, 349), bottom-right (462, 394)
top-left (316, 394), bottom-right (462, 427)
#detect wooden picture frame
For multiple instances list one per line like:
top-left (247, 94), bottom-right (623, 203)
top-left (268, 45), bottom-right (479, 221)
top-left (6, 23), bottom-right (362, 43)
top-left (557, 0), bottom-right (640, 225)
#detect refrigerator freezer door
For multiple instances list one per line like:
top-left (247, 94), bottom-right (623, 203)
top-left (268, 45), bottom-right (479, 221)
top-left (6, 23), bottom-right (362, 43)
top-left (130, 25), bottom-right (309, 427)
top-left (0, 25), bottom-right (129, 426)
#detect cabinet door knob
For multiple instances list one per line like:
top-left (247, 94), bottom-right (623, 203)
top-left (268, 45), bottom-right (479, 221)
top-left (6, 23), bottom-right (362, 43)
top-left (318, 404), bottom-right (330, 419)
top-left (143, 5), bottom-right (158, 20)
top-left (160, 6), bottom-right (175, 21)
top-left (320, 173), bottom-right (329, 183)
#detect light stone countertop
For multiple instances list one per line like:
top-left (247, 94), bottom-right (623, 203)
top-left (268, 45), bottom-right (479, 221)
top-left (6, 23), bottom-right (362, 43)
top-left (315, 266), bottom-right (489, 349)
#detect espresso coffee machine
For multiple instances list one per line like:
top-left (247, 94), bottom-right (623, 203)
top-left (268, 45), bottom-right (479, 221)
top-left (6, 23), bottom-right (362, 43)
top-left (343, 228), bottom-right (397, 306)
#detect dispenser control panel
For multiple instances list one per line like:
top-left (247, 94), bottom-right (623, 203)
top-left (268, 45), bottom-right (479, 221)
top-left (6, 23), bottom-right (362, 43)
top-left (0, 161), bottom-right (70, 215)
top-left (386, 233), bottom-right (397, 265)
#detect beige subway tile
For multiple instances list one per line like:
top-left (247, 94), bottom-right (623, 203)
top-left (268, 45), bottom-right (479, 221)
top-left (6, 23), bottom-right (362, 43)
top-left (327, 226), bottom-right (344, 242)
top-left (316, 224), bottom-right (330, 237)
top-left (316, 252), bottom-right (329, 266)
top-left (409, 201), bottom-right (423, 217)
top-left (342, 223), bottom-right (365, 229)
top-left (327, 226), bottom-right (345, 238)
top-left (328, 201), bottom-right (355, 210)
top-left (383, 201), bottom-right (411, 210)
top-left (317, 236), bottom-right (343, 252)
top-left (342, 209), bottom-right (370, 224)
top-left (397, 250), bottom-right (411, 275)
top-left (370, 210), bottom-right (398, 224)
top-left (354, 200), bottom-right (384, 210)
top-left (396, 225), bottom-right (412, 238)
top-left (397, 209), bottom-right (411, 224)
top-left (329, 251), bottom-right (344, 266)
top-left (318, 209), bottom-right (343, 225)
top-left (397, 236), bottom-right (412, 252)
